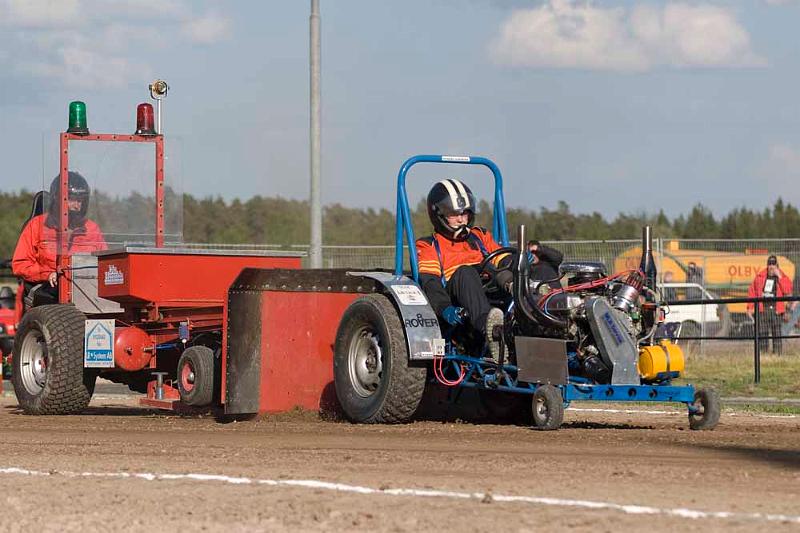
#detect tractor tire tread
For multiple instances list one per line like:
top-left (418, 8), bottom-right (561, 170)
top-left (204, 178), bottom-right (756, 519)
top-left (335, 294), bottom-right (426, 424)
top-left (13, 305), bottom-right (94, 415)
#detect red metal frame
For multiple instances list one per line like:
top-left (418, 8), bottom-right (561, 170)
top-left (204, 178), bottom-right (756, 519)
top-left (57, 133), bottom-right (164, 303)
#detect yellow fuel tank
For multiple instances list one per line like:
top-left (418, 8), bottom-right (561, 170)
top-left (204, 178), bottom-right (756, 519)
top-left (638, 341), bottom-right (685, 382)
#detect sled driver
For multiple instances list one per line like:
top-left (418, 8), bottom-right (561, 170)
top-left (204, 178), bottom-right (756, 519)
top-left (416, 179), bottom-right (512, 362)
top-left (12, 171), bottom-right (107, 307)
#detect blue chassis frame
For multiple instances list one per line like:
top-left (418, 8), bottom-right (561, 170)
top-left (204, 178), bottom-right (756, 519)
top-left (394, 154), bottom-right (699, 413)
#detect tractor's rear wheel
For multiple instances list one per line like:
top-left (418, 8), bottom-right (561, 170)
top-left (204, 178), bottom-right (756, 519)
top-left (12, 304), bottom-right (95, 415)
top-left (334, 294), bottom-right (425, 423)
top-left (177, 345), bottom-right (216, 406)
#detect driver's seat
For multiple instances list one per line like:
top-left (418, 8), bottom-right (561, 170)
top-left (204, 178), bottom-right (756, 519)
top-left (16, 190), bottom-right (50, 309)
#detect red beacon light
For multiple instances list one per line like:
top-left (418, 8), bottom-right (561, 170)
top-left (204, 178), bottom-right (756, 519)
top-left (135, 103), bottom-right (157, 136)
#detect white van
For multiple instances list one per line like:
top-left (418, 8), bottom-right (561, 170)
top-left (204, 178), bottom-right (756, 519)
top-left (658, 282), bottom-right (727, 339)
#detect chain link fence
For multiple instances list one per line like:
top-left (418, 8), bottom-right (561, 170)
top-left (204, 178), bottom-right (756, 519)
top-left (4, 238), bottom-right (800, 357)
top-left (278, 238), bottom-right (800, 356)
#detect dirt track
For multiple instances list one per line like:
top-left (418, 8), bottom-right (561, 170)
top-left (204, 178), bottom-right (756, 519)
top-left (0, 393), bottom-right (798, 532)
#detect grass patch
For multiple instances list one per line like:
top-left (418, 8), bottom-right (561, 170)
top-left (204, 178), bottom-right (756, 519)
top-left (731, 403), bottom-right (800, 415)
top-left (678, 350), bottom-right (800, 399)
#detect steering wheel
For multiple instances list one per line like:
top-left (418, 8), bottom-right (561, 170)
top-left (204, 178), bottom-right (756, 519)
top-left (478, 247), bottom-right (518, 290)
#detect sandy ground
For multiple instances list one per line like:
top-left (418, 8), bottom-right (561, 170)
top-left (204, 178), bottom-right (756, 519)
top-left (0, 393), bottom-right (798, 532)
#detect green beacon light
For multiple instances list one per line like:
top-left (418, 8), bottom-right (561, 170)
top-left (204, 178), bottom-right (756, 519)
top-left (66, 101), bottom-right (89, 134)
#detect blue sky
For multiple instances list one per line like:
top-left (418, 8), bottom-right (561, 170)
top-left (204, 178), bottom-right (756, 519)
top-left (1, 0), bottom-right (799, 219)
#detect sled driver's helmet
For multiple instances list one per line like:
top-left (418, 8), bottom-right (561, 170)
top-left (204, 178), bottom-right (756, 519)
top-left (47, 171), bottom-right (90, 229)
top-left (427, 179), bottom-right (476, 241)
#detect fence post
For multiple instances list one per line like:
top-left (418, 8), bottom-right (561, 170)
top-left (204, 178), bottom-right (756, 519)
top-left (753, 304), bottom-right (761, 384)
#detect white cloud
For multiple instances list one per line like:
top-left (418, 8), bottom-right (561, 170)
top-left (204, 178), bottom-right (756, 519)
top-left (490, 0), bottom-right (766, 71)
top-left (0, 0), bottom-right (81, 28)
top-left (181, 12), bottom-right (232, 44)
top-left (18, 32), bottom-right (151, 90)
top-left (765, 143), bottom-right (800, 176)
top-left (0, 0), bottom-right (232, 89)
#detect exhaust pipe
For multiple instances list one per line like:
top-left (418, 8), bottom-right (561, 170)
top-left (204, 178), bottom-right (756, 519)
top-left (639, 225), bottom-right (656, 291)
top-left (515, 224), bottom-right (567, 330)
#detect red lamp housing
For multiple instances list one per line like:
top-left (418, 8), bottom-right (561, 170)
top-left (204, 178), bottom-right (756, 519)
top-left (135, 103), bottom-right (156, 136)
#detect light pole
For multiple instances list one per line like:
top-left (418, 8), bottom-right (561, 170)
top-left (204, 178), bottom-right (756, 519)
top-left (309, 0), bottom-right (322, 268)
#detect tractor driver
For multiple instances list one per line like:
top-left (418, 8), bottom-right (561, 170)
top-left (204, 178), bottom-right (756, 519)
top-left (416, 179), bottom-right (512, 362)
top-left (12, 171), bottom-right (107, 307)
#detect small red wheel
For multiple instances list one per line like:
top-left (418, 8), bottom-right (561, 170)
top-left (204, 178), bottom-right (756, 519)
top-left (176, 346), bottom-right (215, 406)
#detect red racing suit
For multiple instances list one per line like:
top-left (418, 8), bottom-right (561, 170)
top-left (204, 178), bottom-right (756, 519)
top-left (417, 227), bottom-right (503, 283)
top-left (747, 268), bottom-right (793, 314)
top-left (415, 227), bottom-right (507, 324)
top-left (12, 214), bottom-right (107, 284)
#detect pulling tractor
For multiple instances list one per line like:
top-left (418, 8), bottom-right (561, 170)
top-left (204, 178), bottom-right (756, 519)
top-left (327, 155), bottom-right (720, 430)
top-left (11, 99), bottom-right (302, 415)
top-left (10, 96), bottom-right (720, 430)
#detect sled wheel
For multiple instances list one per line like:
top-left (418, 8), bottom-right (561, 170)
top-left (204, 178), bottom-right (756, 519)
top-left (688, 387), bottom-right (720, 430)
top-left (334, 294), bottom-right (426, 423)
top-left (177, 346), bottom-right (215, 406)
top-left (531, 384), bottom-right (564, 431)
top-left (12, 304), bottom-right (95, 415)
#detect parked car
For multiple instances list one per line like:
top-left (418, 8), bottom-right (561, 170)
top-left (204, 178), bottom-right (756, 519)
top-left (658, 282), bottom-right (733, 343)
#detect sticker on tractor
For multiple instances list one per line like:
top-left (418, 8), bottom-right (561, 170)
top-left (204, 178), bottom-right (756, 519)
top-left (104, 265), bottom-right (124, 286)
top-left (84, 319), bottom-right (115, 368)
top-left (432, 338), bottom-right (445, 356)
top-left (390, 285), bottom-right (428, 306)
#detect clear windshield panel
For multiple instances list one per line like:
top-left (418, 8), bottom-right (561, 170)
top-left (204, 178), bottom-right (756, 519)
top-left (40, 135), bottom-right (183, 250)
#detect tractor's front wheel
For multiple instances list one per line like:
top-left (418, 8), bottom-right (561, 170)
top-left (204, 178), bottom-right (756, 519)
top-left (688, 387), bottom-right (720, 430)
top-left (12, 305), bottom-right (95, 415)
top-left (531, 384), bottom-right (564, 431)
top-left (334, 294), bottom-right (426, 423)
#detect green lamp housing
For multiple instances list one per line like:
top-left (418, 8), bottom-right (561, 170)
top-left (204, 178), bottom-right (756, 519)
top-left (66, 101), bottom-right (89, 134)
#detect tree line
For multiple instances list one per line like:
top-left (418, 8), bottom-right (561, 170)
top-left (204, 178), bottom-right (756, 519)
top-left (1, 190), bottom-right (799, 259)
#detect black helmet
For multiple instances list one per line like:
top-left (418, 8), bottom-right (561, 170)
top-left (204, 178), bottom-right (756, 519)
top-left (427, 179), bottom-right (476, 241)
top-left (47, 171), bottom-right (90, 228)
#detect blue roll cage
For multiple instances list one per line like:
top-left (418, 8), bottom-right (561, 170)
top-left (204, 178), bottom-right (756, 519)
top-left (394, 155), bottom-right (510, 282)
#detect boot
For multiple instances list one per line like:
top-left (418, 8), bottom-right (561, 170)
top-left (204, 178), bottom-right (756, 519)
top-left (484, 307), bottom-right (504, 364)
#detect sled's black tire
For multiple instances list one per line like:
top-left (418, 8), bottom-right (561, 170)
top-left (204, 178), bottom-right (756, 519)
top-left (334, 294), bottom-right (426, 423)
top-left (177, 345), bottom-right (215, 406)
top-left (12, 304), bottom-right (95, 415)
top-left (689, 387), bottom-right (720, 431)
top-left (531, 384), bottom-right (564, 431)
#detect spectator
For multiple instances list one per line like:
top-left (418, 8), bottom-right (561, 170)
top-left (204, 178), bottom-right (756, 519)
top-left (526, 240), bottom-right (563, 290)
top-left (662, 270), bottom-right (677, 302)
top-left (686, 261), bottom-right (704, 300)
top-left (747, 255), bottom-right (795, 355)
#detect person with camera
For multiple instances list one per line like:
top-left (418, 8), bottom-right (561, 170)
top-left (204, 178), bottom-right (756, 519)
top-left (526, 239), bottom-right (563, 290)
top-left (747, 255), bottom-right (795, 355)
